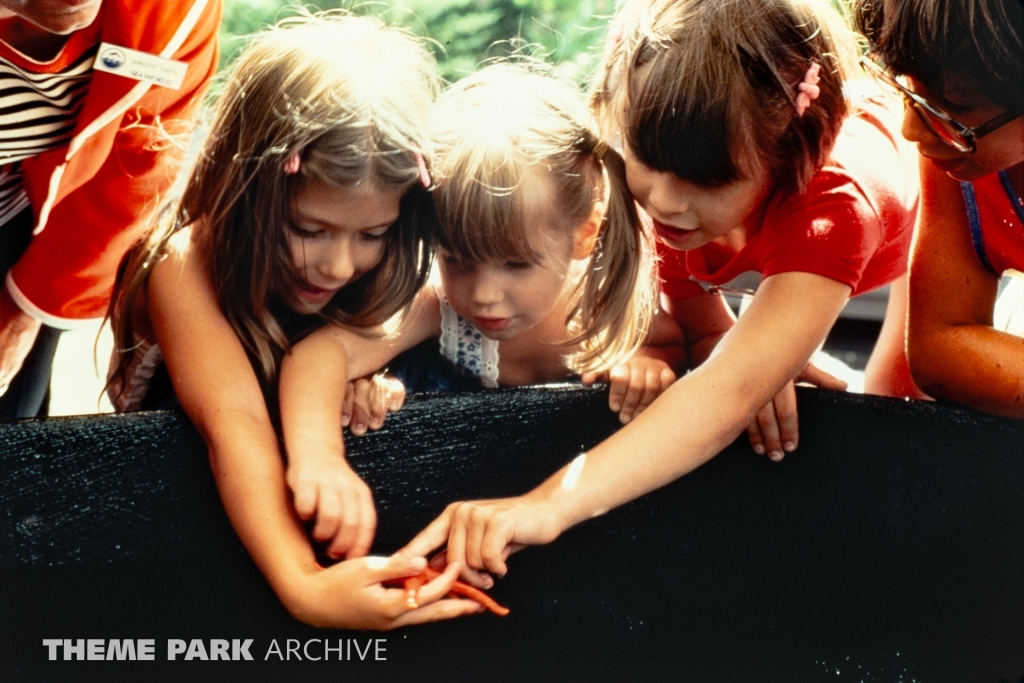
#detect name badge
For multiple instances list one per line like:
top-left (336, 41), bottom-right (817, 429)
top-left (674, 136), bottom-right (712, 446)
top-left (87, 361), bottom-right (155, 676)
top-left (93, 42), bottom-right (188, 90)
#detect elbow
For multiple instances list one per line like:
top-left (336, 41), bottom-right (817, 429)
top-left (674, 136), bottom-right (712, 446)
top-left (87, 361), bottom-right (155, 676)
top-left (906, 335), bottom-right (950, 401)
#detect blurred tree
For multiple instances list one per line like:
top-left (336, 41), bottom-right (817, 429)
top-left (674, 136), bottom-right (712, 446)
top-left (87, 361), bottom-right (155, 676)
top-left (219, 0), bottom-right (616, 83)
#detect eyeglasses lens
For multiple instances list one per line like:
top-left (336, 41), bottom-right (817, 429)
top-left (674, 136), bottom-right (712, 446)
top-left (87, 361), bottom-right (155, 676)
top-left (911, 103), bottom-right (971, 151)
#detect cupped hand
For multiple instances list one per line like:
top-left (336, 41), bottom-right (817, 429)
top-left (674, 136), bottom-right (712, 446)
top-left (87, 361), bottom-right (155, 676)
top-left (581, 356), bottom-right (676, 424)
top-left (288, 555), bottom-right (483, 629)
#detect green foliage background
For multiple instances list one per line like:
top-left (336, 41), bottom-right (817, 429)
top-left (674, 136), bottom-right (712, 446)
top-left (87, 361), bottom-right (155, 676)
top-left (220, 0), bottom-right (617, 83)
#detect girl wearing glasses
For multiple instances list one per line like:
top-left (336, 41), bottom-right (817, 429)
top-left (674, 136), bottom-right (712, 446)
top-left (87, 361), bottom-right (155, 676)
top-left (856, 0), bottom-right (1024, 419)
top-left (401, 0), bottom-right (926, 588)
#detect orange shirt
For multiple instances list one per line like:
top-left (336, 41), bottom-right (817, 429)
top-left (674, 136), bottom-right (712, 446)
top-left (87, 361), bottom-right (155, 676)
top-left (2, 0), bottom-right (221, 326)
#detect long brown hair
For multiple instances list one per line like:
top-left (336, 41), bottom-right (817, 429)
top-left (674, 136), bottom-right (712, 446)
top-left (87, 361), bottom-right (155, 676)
top-left (109, 11), bottom-right (439, 397)
top-left (592, 0), bottom-right (859, 193)
top-left (430, 62), bottom-right (657, 373)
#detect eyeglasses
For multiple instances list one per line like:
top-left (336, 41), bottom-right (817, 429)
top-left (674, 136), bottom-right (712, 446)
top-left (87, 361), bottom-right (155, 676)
top-left (692, 279), bottom-right (758, 298)
top-left (860, 55), bottom-right (1021, 154)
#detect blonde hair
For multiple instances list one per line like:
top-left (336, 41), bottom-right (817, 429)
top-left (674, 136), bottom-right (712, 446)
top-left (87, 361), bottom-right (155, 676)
top-left (592, 0), bottom-right (859, 192)
top-left (430, 62), bottom-right (657, 373)
top-left (109, 11), bottom-right (440, 397)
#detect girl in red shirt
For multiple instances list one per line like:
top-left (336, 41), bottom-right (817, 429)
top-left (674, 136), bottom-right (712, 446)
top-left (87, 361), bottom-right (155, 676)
top-left (856, 0), bottom-right (1024, 419)
top-left (401, 0), bottom-right (925, 589)
top-left (590, 0), bottom-right (923, 458)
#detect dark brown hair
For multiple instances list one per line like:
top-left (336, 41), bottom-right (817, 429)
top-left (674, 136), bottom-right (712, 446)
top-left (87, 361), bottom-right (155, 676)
top-left (855, 0), bottom-right (1023, 112)
top-left (592, 0), bottom-right (859, 193)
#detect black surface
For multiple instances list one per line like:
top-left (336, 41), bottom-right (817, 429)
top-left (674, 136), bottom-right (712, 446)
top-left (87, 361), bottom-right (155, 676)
top-left (1, 385), bottom-right (1022, 683)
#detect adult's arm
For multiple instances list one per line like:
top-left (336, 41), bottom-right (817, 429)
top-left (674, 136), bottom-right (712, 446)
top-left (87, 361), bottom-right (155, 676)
top-left (906, 159), bottom-right (1024, 418)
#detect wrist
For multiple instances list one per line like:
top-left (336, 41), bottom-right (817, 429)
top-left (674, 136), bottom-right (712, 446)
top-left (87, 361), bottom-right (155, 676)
top-left (526, 452), bottom-right (593, 538)
top-left (0, 283), bottom-right (38, 330)
top-left (266, 556), bottom-right (330, 626)
top-left (284, 431), bottom-right (345, 466)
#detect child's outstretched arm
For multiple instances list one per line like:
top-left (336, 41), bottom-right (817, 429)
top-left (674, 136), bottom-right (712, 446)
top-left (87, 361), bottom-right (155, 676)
top-left (148, 236), bottom-right (478, 628)
top-left (581, 305), bottom-right (684, 423)
top-left (402, 271), bottom-right (850, 586)
top-left (666, 288), bottom-right (846, 460)
top-left (279, 331), bottom-right (378, 559)
top-left (907, 160), bottom-right (1024, 418)
top-left (279, 287), bottom-right (442, 557)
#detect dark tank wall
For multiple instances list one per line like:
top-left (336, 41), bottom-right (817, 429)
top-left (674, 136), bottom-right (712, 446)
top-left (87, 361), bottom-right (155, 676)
top-left (1, 385), bottom-right (1021, 683)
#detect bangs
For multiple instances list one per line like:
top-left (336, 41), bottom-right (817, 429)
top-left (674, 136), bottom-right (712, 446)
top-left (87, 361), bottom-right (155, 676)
top-left (435, 153), bottom-right (548, 266)
top-left (623, 40), bottom-right (751, 187)
top-left (436, 177), bottom-right (543, 266)
top-left (626, 94), bottom-right (743, 187)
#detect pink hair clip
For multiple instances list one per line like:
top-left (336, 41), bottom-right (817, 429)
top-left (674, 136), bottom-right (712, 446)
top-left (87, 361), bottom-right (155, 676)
top-left (794, 62), bottom-right (822, 117)
top-left (283, 151), bottom-right (301, 175)
top-left (609, 26), bottom-right (624, 46)
top-left (415, 152), bottom-right (431, 188)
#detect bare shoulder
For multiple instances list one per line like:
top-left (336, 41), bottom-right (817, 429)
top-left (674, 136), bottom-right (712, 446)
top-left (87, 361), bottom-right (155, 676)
top-left (149, 225), bottom-right (206, 296)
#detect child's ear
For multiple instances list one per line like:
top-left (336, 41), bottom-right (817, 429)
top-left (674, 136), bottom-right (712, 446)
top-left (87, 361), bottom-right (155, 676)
top-left (572, 200), bottom-right (605, 260)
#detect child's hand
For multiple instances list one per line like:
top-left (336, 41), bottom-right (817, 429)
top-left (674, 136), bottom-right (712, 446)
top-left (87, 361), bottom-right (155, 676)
top-left (747, 361), bottom-right (848, 461)
top-left (399, 496), bottom-right (562, 589)
top-left (287, 555), bottom-right (484, 629)
top-left (581, 355), bottom-right (676, 424)
top-left (342, 373), bottom-right (406, 436)
top-left (286, 454), bottom-right (377, 560)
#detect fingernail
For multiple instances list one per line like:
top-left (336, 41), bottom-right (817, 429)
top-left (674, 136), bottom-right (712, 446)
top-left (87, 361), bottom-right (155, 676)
top-left (784, 441), bottom-right (796, 452)
top-left (770, 451), bottom-right (784, 461)
top-left (610, 402), bottom-right (621, 411)
top-left (753, 444), bottom-right (766, 455)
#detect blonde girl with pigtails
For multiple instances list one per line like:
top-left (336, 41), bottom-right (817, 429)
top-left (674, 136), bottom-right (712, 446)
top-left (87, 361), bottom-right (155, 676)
top-left (277, 63), bottom-right (683, 573)
top-left (400, 0), bottom-right (925, 590)
top-left (106, 12), bottom-right (482, 629)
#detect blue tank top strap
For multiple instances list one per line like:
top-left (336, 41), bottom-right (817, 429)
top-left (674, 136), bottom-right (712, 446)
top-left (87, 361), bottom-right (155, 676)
top-left (959, 179), bottom-right (997, 274)
top-left (998, 170), bottom-right (1024, 224)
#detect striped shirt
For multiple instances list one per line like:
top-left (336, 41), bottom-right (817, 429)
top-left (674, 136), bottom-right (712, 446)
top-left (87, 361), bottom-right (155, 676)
top-left (0, 44), bottom-right (96, 226)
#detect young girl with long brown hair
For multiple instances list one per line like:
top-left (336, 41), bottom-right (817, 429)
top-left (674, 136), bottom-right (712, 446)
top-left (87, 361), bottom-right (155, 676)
top-left (106, 12), bottom-right (480, 628)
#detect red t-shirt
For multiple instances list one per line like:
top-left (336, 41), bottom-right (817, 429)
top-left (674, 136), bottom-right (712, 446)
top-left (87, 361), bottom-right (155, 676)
top-left (658, 92), bottom-right (919, 299)
top-left (961, 171), bottom-right (1024, 275)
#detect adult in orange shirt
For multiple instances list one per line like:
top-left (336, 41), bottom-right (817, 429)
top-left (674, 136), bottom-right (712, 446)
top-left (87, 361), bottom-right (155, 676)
top-left (0, 0), bottom-right (220, 418)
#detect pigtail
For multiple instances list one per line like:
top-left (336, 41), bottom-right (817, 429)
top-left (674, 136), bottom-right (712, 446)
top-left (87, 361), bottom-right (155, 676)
top-left (567, 137), bottom-right (658, 374)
